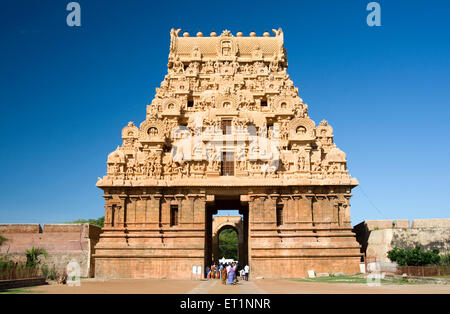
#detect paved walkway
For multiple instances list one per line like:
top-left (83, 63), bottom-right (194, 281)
top-left (188, 279), bottom-right (265, 294)
top-left (3, 278), bottom-right (449, 294)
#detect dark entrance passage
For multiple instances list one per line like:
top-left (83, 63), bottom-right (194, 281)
top-left (204, 197), bottom-right (249, 276)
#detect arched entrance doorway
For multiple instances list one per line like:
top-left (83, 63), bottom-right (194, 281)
top-left (204, 197), bottom-right (249, 273)
top-left (212, 217), bottom-right (244, 264)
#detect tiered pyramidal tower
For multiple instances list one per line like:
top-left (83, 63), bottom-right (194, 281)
top-left (95, 29), bottom-right (361, 279)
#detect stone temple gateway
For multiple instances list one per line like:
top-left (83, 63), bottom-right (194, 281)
top-left (94, 28), bottom-right (362, 279)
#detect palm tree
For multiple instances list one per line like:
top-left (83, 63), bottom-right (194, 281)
top-left (25, 247), bottom-right (48, 267)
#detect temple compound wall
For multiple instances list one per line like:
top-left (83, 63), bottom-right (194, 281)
top-left (94, 28), bottom-right (362, 279)
top-left (0, 224), bottom-right (101, 278)
top-left (353, 219), bottom-right (450, 263)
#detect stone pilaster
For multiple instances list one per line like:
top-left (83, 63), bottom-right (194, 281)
top-left (118, 194), bottom-right (127, 228)
top-left (103, 194), bottom-right (113, 228)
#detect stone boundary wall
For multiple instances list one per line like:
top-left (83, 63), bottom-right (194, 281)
top-left (0, 277), bottom-right (47, 291)
top-left (412, 219), bottom-right (450, 228)
top-left (0, 224), bottom-right (101, 278)
top-left (353, 219), bottom-right (450, 263)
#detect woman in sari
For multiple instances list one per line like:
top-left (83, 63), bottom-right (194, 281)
top-left (227, 265), bottom-right (235, 285)
top-left (206, 266), bottom-right (211, 279)
top-left (211, 265), bottom-right (216, 279)
top-left (221, 267), bottom-right (227, 285)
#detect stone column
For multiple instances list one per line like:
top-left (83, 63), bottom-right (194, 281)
top-left (193, 194), bottom-right (206, 229)
top-left (186, 194), bottom-right (197, 228)
top-left (175, 194), bottom-right (184, 225)
top-left (247, 195), bottom-right (257, 273)
top-left (128, 196), bottom-right (139, 226)
top-left (315, 195), bottom-right (327, 225)
top-left (280, 195), bottom-right (292, 225)
top-left (292, 194), bottom-right (302, 229)
top-left (146, 194), bottom-right (161, 228)
top-left (343, 194), bottom-right (352, 227)
top-left (305, 194), bottom-right (315, 227)
top-left (103, 194), bottom-right (113, 228)
top-left (334, 202), bottom-right (341, 227)
top-left (154, 194), bottom-right (162, 228)
top-left (118, 194), bottom-right (128, 228)
top-left (141, 194), bottom-right (150, 228)
top-left (268, 194), bottom-right (279, 227)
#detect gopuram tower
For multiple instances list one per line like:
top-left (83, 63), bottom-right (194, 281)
top-left (94, 29), bottom-right (362, 279)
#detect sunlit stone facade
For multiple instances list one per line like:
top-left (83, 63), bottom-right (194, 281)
top-left (94, 28), bottom-right (362, 279)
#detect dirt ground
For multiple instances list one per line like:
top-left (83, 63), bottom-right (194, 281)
top-left (254, 279), bottom-right (450, 294)
top-left (8, 278), bottom-right (450, 294)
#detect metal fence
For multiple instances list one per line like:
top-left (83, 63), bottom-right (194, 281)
top-left (396, 266), bottom-right (450, 277)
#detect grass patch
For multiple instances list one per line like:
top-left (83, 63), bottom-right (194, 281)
top-left (0, 287), bottom-right (44, 294)
top-left (290, 275), bottom-right (425, 285)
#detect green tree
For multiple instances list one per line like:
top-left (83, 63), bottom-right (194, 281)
top-left (218, 228), bottom-right (238, 260)
top-left (67, 216), bottom-right (104, 227)
top-left (387, 246), bottom-right (441, 266)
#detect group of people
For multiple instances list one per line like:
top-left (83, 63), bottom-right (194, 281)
top-left (206, 263), bottom-right (250, 285)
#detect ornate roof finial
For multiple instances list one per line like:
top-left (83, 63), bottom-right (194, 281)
top-left (272, 28), bottom-right (283, 37)
top-left (221, 30), bottom-right (232, 37)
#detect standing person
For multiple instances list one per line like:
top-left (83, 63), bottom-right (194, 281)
top-left (206, 266), bottom-right (211, 279)
top-left (221, 266), bottom-right (227, 285)
top-left (211, 265), bottom-right (216, 279)
top-left (228, 264), bottom-right (235, 285)
top-left (244, 264), bottom-right (250, 281)
top-left (233, 263), bottom-right (238, 284)
top-left (219, 263), bottom-right (223, 279)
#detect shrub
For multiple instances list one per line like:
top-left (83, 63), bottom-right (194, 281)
top-left (387, 246), bottom-right (441, 266)
top-left (0, 235), bottom-right (9, 246)
top-left (439, 253), bottom-right (450, 266)
top-left (41, 264), bottom-right (49, 278)
top-left (48, 264), bottom-right (58, 280)
top-left (25, 247), bottom-right (48, 267)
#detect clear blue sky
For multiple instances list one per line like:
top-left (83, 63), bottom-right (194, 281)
top-left (0, 0), bottom-right (449, 225)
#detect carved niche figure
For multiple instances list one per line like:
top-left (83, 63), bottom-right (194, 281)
top-left (148, 127), bottom-right (159, 137)
top-left (296, 126), bottom-right (307, 135)
top-left (171, 56), bottom-right (184, 74)
top-left (269, 56), bottom-right (280, 73)
top-left (222, 40), bottom-right (232, 56)
top-left (203, 60), bottom-right (215, 74)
